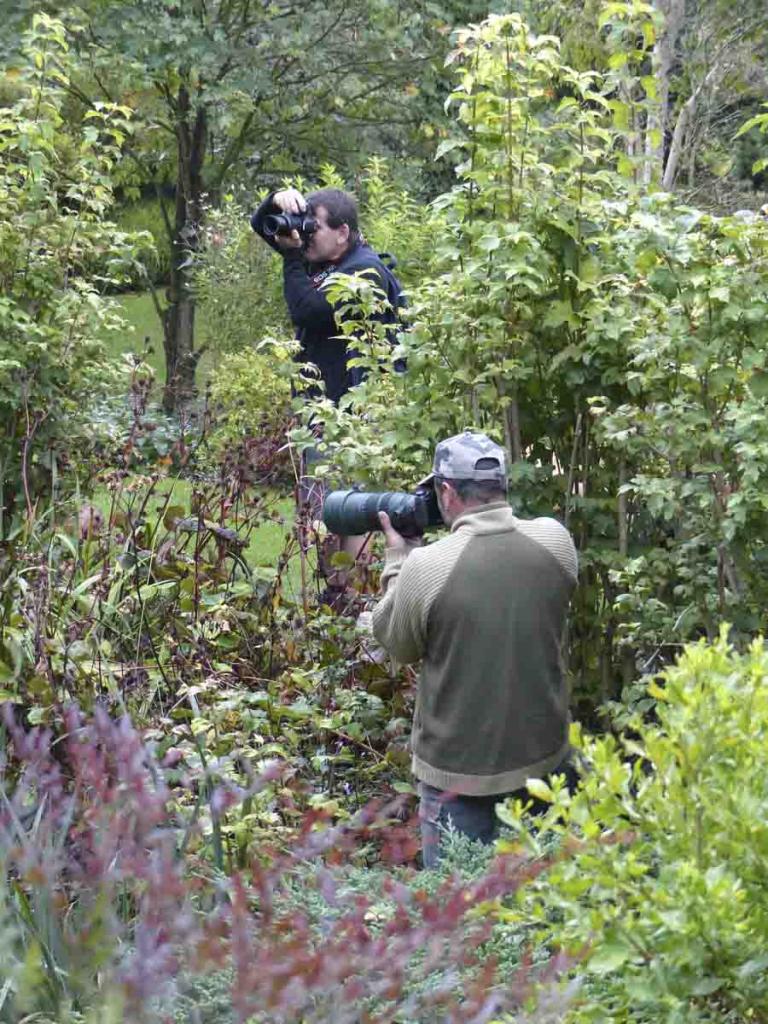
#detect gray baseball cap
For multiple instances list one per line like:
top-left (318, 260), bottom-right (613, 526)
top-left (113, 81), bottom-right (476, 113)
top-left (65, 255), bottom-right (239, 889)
top-left (420, 430), bottom-right (507, 485)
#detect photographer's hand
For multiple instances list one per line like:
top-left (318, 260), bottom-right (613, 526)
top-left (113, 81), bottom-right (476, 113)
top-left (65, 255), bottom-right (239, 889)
top-left (378, 512), bottom-right (422, 557)
top-left (271, 189), bottom-right (307, 251)
top-left (273, 188), bottom-right (307, 215)
top-left (274, 229), bottom-right (303, 251)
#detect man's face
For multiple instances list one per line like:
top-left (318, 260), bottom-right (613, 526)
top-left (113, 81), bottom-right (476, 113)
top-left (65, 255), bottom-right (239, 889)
top-left (436, 480), bottom-right (461, 526)
top-left (304, 205), bottom-right (350, 263)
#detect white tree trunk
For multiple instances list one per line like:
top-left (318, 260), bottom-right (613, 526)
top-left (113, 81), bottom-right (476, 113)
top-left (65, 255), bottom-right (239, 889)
top-left (643, 0), bottom-right (685, 184)
top-left (662, 61), bottom-right (723, 190)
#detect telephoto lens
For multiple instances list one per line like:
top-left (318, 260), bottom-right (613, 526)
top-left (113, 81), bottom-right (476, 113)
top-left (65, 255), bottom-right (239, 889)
top-left (322, 488), bottom-right (441, 538)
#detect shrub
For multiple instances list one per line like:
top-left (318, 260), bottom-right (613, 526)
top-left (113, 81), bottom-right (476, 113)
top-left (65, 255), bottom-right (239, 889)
top-left (114, 197), bottom-right (171, 286)
top-left (500, 628), bottom-right (768, 1022)
top-left (202, 344), bottom-right (294, 483)
top-left (356, 155), bottom-right (440, 293)
top-left (0, 702), bottom-right (578, 1023)
top-left (0, 475), bottom-right (291, 706)
top-left (195, 187), bottom-right (288, 356)
top-left (0, 15), bottom-right (143, 534)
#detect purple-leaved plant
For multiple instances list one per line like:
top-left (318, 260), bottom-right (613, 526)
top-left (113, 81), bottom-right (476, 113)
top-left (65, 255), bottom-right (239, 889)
top-left (0, 703), bottom-right (579, 1023)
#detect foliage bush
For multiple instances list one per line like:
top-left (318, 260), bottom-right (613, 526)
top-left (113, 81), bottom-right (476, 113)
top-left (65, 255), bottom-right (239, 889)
top-left (499, 628), bottom-right (768, 1022)
top-left (594, 202), bottom-right (768, 659)
top-left (294, 13), bottom-right (768, 708)
top-left (0, 474), bottom-right (292, 703)
top-left (0, 701), bottom-right (578, 1023)
top-left (87, 355), bottom-right (193, 472)
top-left (353, 155), bottom-right (442, 293)
top-left (202, 344), bottom-right (294, 483)
top-left (195, 185), bottom-right (289, 355)
top-left (114, 196), bottom-right (171, 286)
top-left (0, 15), bottom-right (144, 535)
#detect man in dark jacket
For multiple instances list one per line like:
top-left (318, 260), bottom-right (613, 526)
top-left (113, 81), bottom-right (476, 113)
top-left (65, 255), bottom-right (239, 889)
top-left (251, 186), bottom-right (402, 403)
top-left (252, 186), bottom-right (403, 598)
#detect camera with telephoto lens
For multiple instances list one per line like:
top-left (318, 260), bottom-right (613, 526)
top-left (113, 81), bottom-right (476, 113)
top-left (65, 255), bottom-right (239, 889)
top-left (322, 485), bottom-right (442, 538)
top-left (261, 211), bottom-right (318, 239)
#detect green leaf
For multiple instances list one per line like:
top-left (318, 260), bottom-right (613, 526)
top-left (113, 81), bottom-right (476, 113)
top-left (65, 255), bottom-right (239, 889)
top-left (617, 154), bottom-right (634, 177)
top-left (607, 52), bottom-right (628, 71)
top-left (735, 113), bottom-right (768, 139)
top-left (434, 138), bottom-right (463, 161)
top-left (738, 955), bottom-right (768, 978)
top-left (478, 233), bottom-right (501, 252)
top-left (641, 21), bottom-right (655, 49)
top-left (164, 504), bottom-right (185, 528)
top-left (543, 300), bottom-right (577, 329)
top-left (608, 100), bottom-right (629, 131)
top-left (690, 976), bottom-right (724, 997)
top-left (588, 940), bottom-right (633, 975)
top-left (72, 572), bottom-right (103, 596)
top-left (525, 778), bottom-right (554, 802)
top-left (641, 75), bottom-right (657, 101)
top-left (748, 372), bottom-right (768, 399)
top-left (550, 344), bottom-right (581, 371)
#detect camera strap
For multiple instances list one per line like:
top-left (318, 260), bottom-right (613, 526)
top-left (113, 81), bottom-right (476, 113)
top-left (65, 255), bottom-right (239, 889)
top-left (309, 265), bottom-right (335, 290)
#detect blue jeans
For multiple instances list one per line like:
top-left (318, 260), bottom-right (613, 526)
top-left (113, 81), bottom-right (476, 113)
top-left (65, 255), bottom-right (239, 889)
top-left (419, 761), bottom-right (577, 869)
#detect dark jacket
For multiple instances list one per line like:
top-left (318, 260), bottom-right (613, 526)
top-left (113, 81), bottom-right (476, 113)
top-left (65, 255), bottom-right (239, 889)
top-left (251, 193), bottom-right (403, 404)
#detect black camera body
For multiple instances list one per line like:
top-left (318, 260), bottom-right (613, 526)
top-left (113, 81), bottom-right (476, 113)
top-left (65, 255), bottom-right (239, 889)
top-left (261, 211), bottom-right (318, 239)
top-left (322, 486), bottom-right (442, 538)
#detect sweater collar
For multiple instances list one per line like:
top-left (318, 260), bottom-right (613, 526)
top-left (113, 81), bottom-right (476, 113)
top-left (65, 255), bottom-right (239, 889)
top-left (449, 502), bottom-right (514, 534)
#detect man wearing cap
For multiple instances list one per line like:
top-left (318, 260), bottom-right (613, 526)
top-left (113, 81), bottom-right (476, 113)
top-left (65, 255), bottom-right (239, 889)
top-left (371, 430), bottom-right (578, 867)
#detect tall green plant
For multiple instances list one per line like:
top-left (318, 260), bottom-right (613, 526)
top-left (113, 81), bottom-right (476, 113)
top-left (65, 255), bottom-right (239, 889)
top-left (305, 14), bottom-right (768, 709)
top-left (500, 628), bottom-right (768, 1020)
top-left (0, 15), bottom-right (141, 535)
top-left (594, 205), bottom-right (768, 656)
top-left (194, 186), bottom-right (288, 356)
top-left (299, 15), bottom-right (642, 704)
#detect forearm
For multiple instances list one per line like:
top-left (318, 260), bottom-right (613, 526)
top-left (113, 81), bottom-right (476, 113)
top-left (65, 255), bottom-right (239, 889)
top-left (372, 549), bottom-right (424, 665)
top-left (282, 251), bottom-right (336, 330)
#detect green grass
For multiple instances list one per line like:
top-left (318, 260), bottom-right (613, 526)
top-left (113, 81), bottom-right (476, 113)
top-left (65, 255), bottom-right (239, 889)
top-left (102, 291), bottom-right (163, 375)
top-left (102, 291), bottom-right (216, 387)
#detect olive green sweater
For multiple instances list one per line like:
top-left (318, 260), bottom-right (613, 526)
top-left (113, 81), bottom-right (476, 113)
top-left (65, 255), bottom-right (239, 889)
top-left (372, 503), bottom-right (578, 796)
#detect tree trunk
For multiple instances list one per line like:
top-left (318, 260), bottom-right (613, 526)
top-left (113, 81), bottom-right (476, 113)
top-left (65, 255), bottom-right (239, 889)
top-left (663, 62), bottom-right (722, 191)
top-left (162, 88), bottom-right (208, 413)
top-left (662, 90), bottom-right (695, 191)
top-left (687, 129), bottom-right (698, 188)
top-left (494, 373), bottom-right (523, 463)
top-left (643, 0), bottom-right (685, 184)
